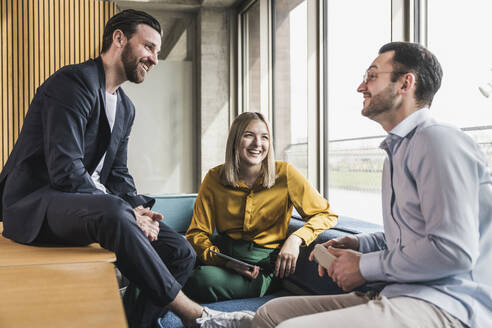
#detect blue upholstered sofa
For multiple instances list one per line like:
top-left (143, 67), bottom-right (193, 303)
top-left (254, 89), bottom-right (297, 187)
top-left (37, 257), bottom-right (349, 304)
top-left (144, 194), bottom-right (383, 328)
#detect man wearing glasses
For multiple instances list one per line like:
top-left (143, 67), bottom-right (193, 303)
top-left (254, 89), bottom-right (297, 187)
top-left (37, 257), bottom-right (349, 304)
top-left (252, 42), bottom-right (492, 328)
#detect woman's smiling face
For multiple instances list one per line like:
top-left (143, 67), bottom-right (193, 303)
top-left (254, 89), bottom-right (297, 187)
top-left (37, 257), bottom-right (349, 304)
top-left (238, 119), bottom-right (270, 169)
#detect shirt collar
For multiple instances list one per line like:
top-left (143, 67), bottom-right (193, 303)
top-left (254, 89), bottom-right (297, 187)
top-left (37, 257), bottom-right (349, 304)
top-left (237, 173), bottom-right (264, 190)
top-left (380, 107), bottom-right (429, 154)
top-left (390, 107), bottom-right (429, 138)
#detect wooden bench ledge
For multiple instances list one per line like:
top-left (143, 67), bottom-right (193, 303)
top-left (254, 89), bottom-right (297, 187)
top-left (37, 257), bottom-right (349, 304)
top-left (0, 222), bottom-right (115, 267)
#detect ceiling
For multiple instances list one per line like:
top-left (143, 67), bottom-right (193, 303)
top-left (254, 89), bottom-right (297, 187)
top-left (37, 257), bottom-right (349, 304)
top-left (114, 0), bottom-right (244, 11)
top-left (114, 0), bottom-right (245, 60)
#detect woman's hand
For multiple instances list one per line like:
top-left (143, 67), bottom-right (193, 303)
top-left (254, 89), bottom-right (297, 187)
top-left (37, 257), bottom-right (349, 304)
top-left (225, 261), bottom-right (260, 279)
top-left (308, 235), bottom-right (359, 277)
top-left (274, 235), bottom-right (303, 278)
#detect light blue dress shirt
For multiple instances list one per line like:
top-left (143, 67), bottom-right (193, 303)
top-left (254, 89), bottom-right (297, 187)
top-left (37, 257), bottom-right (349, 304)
top-left (358, 108), bottom-right (492, 327)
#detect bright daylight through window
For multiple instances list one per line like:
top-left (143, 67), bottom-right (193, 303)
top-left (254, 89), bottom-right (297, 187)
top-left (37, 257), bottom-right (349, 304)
top-left (326, 0), bottom-right (391, 225)
top-left (241, 0), bottom-right (492, 225)
top-left (427, 0), bottom-right (492, 171)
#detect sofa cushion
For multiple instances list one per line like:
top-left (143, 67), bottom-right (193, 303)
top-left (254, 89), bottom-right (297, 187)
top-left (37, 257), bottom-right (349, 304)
top-left (152, 194), bottom-right (197, 234)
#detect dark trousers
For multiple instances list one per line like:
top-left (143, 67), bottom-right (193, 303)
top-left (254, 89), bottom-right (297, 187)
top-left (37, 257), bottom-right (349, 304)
top-left (33, 192), bottom-right (196, 328)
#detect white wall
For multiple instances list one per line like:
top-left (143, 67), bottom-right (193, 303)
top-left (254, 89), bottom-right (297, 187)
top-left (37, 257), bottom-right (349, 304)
top-left (123, 61), bottom-right (194, 195)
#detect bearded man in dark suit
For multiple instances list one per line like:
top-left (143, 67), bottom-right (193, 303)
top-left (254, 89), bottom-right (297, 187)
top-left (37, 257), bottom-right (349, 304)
top-left (0, 9), bottom-right (253, 328)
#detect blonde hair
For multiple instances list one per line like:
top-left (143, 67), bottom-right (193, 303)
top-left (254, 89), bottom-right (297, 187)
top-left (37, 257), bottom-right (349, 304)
top-left (222, 112), bottom-right (276, 188)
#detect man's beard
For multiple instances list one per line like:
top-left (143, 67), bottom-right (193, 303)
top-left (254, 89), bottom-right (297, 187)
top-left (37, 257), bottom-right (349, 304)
top-left (122, 43), bottom-right (144, 84)
top-left (361, 84), bottom-right (398, 119)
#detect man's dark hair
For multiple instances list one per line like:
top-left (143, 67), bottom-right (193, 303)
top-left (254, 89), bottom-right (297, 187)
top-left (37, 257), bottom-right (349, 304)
top-left (379, 42), bottom-right (443, 107)
top-left (101, 9), bottom-right (162, 53)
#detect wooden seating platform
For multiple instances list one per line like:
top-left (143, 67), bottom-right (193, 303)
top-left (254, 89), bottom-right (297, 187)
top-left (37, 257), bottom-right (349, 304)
top-left (0, 222), bottom-right (126, 327)
top-left (0, 262), bottom-right (127, 327)
top-left (0, 223), bottom-right (115, 267)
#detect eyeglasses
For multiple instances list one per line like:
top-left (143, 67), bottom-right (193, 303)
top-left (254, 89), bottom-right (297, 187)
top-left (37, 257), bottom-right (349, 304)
top-left (362, 70), bottom-right (406, 84)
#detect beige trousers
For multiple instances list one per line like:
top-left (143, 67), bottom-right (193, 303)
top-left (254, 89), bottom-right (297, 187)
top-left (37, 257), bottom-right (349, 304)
top-left (251, 291), bottom-right (465, 328)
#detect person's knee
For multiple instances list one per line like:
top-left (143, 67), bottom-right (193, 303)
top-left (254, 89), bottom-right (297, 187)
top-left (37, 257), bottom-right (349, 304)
top-left (252, 298), bottom-right (285, 328)
top-left (154, 229), bottom-right (196, 282)
top-left (169, 239), bottom-right (196, 285)
top-left (174, 237), bottom-right (196, 270)
top-left (91, 196), bottom-right (138, 247)
top-left (183, 242), bottom-right (196, 273)
top-left (252, 304), bottom-right (270, 328)
top-left (98, 196), bottom-right (134, 228)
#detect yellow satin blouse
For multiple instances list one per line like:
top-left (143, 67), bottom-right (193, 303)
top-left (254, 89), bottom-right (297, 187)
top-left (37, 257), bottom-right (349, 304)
top-left (186, 161), bottom-right (338, 266)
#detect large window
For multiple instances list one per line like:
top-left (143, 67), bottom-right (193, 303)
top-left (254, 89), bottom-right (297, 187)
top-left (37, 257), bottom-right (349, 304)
top-left (238, 0), bottom-right (319, 184)
top-left (326, 0), bottom-right (391, 224)
top-left (427, 0), bottom-right (492, 168)
top-left (238, 0), bottom-right (491, 224)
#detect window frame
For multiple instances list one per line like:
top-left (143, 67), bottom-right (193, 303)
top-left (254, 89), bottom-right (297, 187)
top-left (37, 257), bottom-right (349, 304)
top-left (236, 0), bottom-right (415, 197)
top-left (237, 0), bottom-right (322, 187)
top-left (237, 0), bottom-right (271, 119)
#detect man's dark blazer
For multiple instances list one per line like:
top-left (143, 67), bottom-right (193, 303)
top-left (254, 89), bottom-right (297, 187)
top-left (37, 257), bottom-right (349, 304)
top-left (0, 57), bottom-right (153, 244)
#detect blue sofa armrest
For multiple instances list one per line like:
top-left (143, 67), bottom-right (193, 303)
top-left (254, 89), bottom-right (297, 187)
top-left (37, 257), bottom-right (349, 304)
top-left (289, 207), bottom-right (382, 237)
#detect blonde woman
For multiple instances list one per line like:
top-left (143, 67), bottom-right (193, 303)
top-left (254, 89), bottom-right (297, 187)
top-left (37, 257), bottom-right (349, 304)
top-left (184, 112), bottom-right (337, 302)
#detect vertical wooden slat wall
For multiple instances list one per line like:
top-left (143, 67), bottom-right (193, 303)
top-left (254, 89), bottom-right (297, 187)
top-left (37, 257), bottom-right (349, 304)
top-left (0, 0), bottom-right (115, 167)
